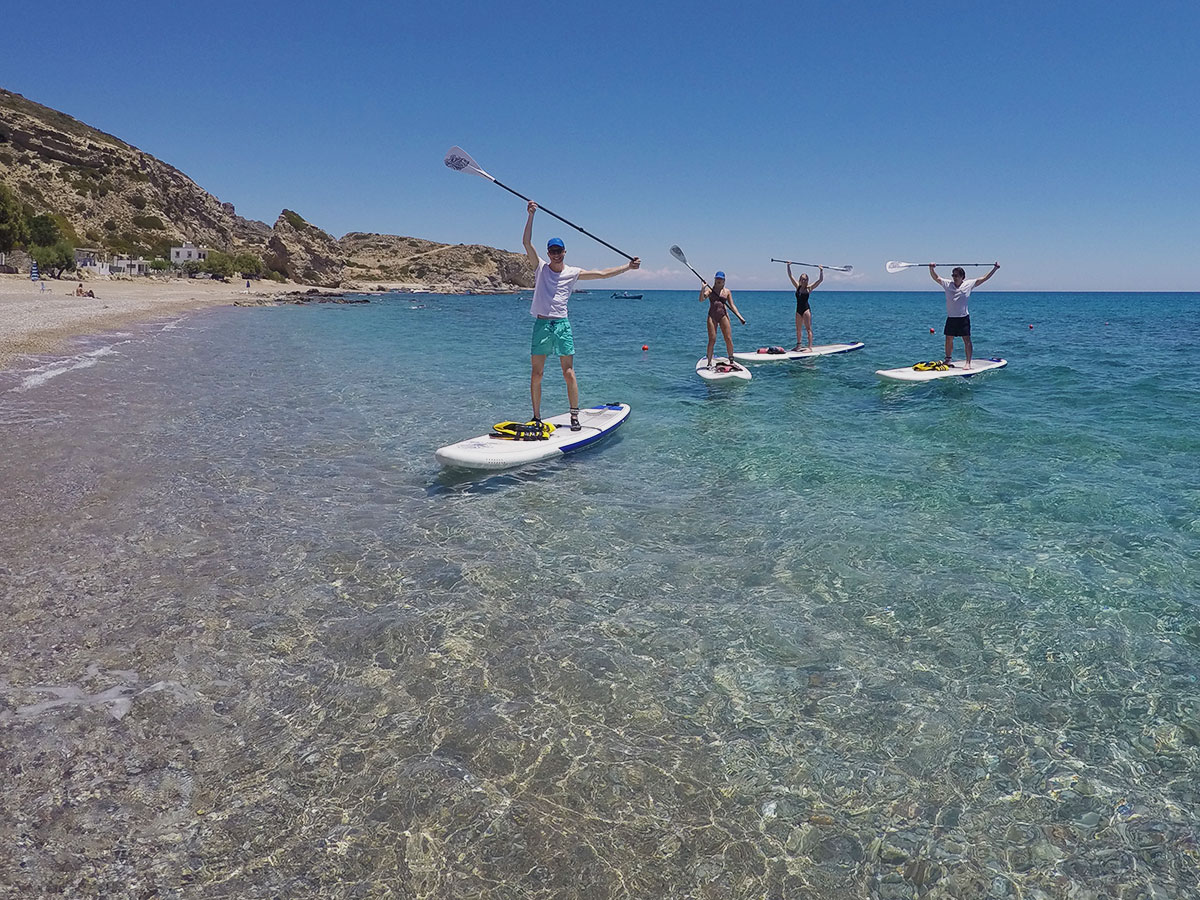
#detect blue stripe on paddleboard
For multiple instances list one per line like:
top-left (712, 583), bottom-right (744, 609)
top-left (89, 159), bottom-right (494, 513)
top-left (557, 406), bottom-right (631, 455)
top-left (961, 359), bottom-right (1007, 378)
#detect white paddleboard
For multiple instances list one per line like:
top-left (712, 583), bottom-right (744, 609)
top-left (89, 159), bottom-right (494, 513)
top-left (435, 403), bottom-right (631, 470)
top-left (876, 357), bottom-right (1008, 383)
top-left (733, 342), bottom-right (865, 363)
top-left (696, 357), bottom-right (752, 382)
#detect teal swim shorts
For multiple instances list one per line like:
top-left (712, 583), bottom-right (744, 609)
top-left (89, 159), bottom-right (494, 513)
top-left (531, 317), bottom-right (575, 357)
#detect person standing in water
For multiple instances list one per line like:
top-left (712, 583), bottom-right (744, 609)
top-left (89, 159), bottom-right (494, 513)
top-left (700, 271), bottom-right (746, 368)
top-left (785, 263), bottom-right (823, 351)
top-left (523, 201), bottom-right (639, 429)
top-left (928, 262), bottom-right (1000, 367)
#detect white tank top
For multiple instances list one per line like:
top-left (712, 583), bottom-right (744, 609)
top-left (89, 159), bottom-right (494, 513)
top-left (529, 260), bottom-right (582, 318)
top-left (939, 277), bottom-right (977, 317)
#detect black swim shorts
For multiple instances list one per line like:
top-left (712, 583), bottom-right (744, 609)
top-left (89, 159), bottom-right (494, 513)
top-left (944, 315), bottom-right (971, 337)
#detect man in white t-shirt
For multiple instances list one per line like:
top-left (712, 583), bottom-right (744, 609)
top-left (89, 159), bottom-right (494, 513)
top-left (522, 201), bottom-right (639, 429)
top-left (929, 262), bottom-right (1000, 367)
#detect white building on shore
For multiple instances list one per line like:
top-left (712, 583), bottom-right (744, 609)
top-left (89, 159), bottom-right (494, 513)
top-left (111, 255), bottom-right (150, 276)
top-left (171, 242), bottom-right (208, 266)
top-left (74, 247), bottom-right (111, 275)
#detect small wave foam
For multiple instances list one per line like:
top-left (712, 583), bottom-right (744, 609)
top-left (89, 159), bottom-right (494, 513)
top-left (8, 344), bottom-right (124, 393)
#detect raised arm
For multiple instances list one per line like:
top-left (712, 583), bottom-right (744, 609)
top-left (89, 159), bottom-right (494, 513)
top-left (578, 257), bottom-right (641, 281)
top-left (973, 262), bottom-right (1001, 286)
top-left (522, 201), bottom-right (540, 269)
top-left (928, 264), bottom-right (942, 284)
top-left (786, 262), bottom-right (799, 288)
top-left (810, 266), bottom-right (824, 291)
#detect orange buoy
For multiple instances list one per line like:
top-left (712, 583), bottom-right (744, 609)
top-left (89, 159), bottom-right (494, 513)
top-left (642, 344), bottom-right (649, 351)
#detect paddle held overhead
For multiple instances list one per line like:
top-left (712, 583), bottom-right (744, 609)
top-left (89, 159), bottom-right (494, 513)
top-left (444, 146), bottom-right (634, 260)
top-left (885, 260), bottom-right (994, 274)
top-left (770, 258), bottom-right (853, 273)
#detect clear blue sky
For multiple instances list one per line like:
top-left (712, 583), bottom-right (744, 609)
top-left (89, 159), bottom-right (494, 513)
top-left (4, 0), bottom-right (1198, 290)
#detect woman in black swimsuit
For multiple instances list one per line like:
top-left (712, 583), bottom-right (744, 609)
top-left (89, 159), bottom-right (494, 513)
top-left (700, 271), bottom-right (746, 368)
top-left (786, 263), bottom-right (823, 351)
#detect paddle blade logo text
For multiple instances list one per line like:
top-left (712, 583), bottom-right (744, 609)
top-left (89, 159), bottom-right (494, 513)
top-left (445, 154), bottom-right (471, 172)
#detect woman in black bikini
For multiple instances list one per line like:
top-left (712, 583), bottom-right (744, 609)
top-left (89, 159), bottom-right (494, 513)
top-left (700, 271), bottom-right (746, 368)
top-left (786, 262), bottom-right (823, 351)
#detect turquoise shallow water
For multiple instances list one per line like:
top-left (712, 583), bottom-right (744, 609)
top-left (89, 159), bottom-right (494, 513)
top-left (1, 290), bottom-right (1198, 898)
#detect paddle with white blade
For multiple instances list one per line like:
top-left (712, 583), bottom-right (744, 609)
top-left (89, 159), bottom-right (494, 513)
top-left (444, 146), bottom-right (634, 261)
top-left (771, 258), bottom-right (853, 273)
top-left (669, 245), bottom-right (709, 287)
top-left (886, 260), bottom-right (993, 274)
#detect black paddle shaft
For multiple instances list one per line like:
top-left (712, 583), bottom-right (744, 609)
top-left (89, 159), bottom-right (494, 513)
top-left (683, 263), bottom-right (709, 287)
top-left (671, 250), bottom-right (709, 287)
top-left (491, 178), bottom-right (634, 261)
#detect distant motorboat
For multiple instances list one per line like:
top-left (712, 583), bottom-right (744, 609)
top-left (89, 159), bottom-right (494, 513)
top-left (611, 291), bottom-right (643, 299)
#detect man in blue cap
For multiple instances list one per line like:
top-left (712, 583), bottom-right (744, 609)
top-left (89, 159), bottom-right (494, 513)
top-left (522, 200), bottom-right (639, 429)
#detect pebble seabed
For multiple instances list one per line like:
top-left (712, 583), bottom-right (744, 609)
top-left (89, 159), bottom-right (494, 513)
top-left (3, 492), bottom-right (1197, 900)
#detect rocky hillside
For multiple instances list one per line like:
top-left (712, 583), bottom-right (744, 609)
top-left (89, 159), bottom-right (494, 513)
top-left (0, 87), bottom-right (268, 257)
top-left (0, 87), bottom-right (531, 291)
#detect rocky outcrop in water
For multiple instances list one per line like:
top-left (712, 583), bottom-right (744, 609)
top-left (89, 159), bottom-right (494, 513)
top-left (339, 232), bottom-right (533, 293)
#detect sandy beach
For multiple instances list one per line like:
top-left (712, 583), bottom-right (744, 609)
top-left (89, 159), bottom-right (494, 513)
top-left (0, 274), bottom-right (313, 371)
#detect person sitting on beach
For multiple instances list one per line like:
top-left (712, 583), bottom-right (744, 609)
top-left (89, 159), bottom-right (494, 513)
top-left (75, 283), bottom-right (85, 296)
top-left (700, 272), bottom-right (745, 368)
top-left (929, 262), bottom-right (1000, 367)
top-left (522, 200), bottom-right (639, 429)
top-left (785, 263), bottom-right (823, 351)
top-left (85, 289), bottom-right (96, 298)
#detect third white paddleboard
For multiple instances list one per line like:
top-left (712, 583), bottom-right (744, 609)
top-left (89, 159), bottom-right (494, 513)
top-left (876, 357), bottom-right (1008, 383)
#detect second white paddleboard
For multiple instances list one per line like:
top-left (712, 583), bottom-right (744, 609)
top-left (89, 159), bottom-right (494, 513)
top-left (733, 342), bottom-right (865, 363)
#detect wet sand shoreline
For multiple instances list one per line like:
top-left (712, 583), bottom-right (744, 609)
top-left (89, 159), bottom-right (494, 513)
top-left (0, 274), bottom-right (326, 371)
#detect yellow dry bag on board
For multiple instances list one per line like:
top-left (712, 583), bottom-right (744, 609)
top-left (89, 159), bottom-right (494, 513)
top-left (491, 420), bottom-right (556, 441)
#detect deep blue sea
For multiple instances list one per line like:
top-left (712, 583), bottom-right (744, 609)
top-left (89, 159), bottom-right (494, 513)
top-left (1, 290), bottom-right (1198, 899)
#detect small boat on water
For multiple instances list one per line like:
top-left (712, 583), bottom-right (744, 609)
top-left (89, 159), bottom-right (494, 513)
top-left (612, 291), bottom-right (643, 299)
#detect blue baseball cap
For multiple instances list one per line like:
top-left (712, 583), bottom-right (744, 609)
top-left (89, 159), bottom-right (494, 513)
top-left (714, 271), bottom-right (726, 279)
top-left (547, 238), bottom-right (565, 250)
